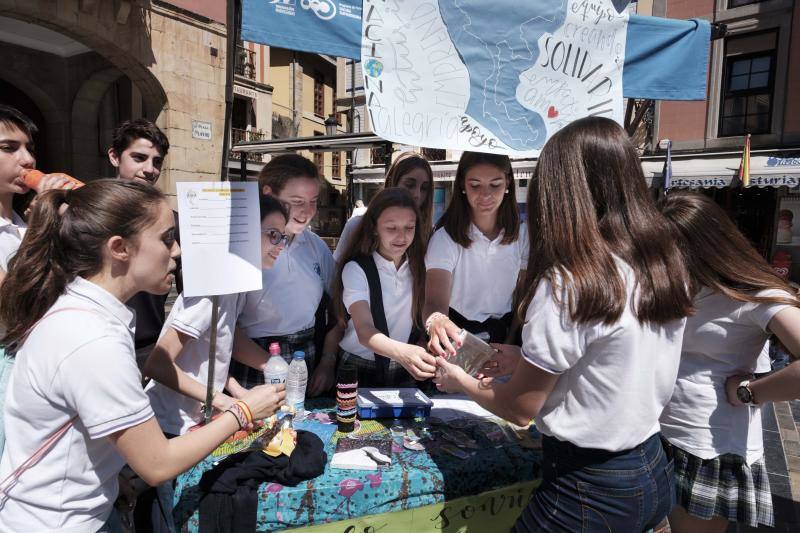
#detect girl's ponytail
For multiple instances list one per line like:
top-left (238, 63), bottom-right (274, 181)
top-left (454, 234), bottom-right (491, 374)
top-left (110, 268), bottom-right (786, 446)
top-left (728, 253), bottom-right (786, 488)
top-left (0, 189), bottom-right (70, 349)
top-left (0, 179), bottom-right (165, 351)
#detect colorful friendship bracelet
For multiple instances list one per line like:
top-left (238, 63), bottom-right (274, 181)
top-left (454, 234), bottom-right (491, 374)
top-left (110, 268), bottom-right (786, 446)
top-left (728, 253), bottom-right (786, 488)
top-left (234, 400), bottom-right (254, 425)
top-left (225, 403), bottom-right (248, 429)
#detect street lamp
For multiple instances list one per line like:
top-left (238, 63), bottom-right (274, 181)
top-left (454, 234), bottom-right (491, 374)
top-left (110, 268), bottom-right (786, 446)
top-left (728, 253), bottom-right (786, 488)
top-left (325, 114), bottom-right (338, 136)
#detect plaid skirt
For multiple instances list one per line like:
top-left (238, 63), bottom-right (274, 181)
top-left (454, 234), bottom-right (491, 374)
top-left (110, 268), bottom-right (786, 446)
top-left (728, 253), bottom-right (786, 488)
top-left (668, 441), bottom-right (774, 527)
top-left (227, 328), bottom-right (316, 389)
top-left (338, 350), bottom-right (419, 389)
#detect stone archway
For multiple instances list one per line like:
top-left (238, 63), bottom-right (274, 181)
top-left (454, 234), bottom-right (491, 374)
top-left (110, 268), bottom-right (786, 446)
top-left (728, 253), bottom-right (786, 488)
top-left (0, 6), bottom-right (168, 124)
top-left (70, 68), bottom-right (125, 179)
top-left (0, 71), bottom-right (69, 171)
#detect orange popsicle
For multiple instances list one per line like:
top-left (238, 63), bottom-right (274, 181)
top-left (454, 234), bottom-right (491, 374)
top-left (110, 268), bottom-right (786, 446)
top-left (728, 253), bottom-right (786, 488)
top-left (21, 169), bottom-right (84, 191)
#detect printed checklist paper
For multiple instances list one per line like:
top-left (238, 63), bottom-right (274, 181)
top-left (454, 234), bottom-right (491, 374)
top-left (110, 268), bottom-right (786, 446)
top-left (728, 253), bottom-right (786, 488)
top-left (177, 181), bottom-right (262, 297)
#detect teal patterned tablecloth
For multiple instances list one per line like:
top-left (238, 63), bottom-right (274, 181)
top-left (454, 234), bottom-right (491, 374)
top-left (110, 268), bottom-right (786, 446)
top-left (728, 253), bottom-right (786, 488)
top-left (173, 398), bottom-right (542, 532)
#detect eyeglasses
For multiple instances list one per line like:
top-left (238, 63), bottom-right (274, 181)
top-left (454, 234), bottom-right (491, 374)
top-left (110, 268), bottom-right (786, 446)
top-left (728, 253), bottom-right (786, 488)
top-left (262, 228), bottom-right (289, 246)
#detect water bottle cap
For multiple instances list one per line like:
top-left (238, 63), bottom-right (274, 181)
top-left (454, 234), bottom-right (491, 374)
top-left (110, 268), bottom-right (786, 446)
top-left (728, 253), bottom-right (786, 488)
top-left (292, 351), bottom-right (305, 360)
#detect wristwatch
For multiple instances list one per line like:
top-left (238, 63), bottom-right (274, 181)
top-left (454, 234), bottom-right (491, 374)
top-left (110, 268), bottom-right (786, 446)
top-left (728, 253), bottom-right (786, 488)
top-left (736, 380), bottom-right (757, 405)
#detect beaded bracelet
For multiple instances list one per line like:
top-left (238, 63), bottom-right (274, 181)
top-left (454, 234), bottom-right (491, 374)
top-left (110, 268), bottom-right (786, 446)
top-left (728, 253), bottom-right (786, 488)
top-left (425, 312), bottom-right (448, 335)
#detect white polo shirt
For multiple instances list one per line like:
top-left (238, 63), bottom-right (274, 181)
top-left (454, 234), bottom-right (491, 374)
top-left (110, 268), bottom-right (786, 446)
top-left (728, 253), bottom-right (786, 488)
top-left (339, 252), bottom-right (414, 360)
top-left (0, 277), bottom-right (153, 533)
top-left (238, 229), bottom-right (335, 337)
top-left (146, 292), bottom-right (250, 435)
top-left (660, 287), bottom-right (793, 464)
top-left (425, 224), bottom-right (529, 322)
top-left (0, 210), bottom-right (26, 271)
top-left (333, 214), bottom-right (362, 263)
top-left (521, 259), bottom-right (686, 452)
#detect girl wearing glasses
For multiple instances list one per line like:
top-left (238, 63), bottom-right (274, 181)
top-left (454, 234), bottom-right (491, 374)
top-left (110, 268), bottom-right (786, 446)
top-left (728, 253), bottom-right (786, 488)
top-left (232, 154), bottom-right (339, 396)
top-left (144, 195), bottom-right (290, 435)
top-left (333, 187), bottom-right (436, 386)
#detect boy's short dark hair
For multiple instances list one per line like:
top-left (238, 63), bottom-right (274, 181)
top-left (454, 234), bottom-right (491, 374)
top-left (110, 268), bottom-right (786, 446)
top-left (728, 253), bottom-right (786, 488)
top-left (258, 153), bottom-right (319, 195)
top-left (111, 119), bottom-right (169, 157)
top-left (0, 105), bottom-right (38, 142)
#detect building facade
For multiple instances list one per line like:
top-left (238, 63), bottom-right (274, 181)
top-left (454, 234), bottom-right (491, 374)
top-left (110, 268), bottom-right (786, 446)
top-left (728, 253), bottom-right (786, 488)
top-left (0, 0), bottom-right (232, 205)
top-left (642, 0), bottom-right (800, 275)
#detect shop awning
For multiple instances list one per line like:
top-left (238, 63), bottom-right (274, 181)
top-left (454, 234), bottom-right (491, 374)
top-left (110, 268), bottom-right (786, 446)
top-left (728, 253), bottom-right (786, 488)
top-left (641, 150), bottom-right (800, 189)
top-left (232, 132), bottom-right (389, 154)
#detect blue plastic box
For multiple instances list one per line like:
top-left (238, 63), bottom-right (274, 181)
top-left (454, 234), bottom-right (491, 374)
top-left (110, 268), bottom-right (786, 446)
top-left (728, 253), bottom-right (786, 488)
top-left (356, 388), bottom-right (433, 419)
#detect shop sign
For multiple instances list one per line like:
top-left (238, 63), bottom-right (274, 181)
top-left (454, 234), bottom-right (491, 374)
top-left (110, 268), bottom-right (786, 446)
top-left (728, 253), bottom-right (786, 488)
top-left (746, 175), bottom-right (800, 188)
top-left (234, 85), bottom-right (258, 99)
top-left (766, 156), bottom-right (800, 168)
top-left (191, 120), bottom-right (212, 140)
top-left (670, 176), bottom-right (731, 189)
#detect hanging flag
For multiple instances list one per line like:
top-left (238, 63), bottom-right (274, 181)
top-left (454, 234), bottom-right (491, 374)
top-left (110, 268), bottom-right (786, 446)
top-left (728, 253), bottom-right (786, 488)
top-left (242, 0), bottom-right (363, 59)
top-left (624, 15), bottom-right (710, 100)
top-left (662, 140), bottom-right (673, 192)
top-left (738, 133), bottom-right (751, 188)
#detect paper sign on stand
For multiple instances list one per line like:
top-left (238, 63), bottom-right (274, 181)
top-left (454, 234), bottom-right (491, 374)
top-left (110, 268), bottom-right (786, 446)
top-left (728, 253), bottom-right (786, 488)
top-left (176, 181), bottom-right (262, 424)
top-left (177, 182), bottom-right (262, 297)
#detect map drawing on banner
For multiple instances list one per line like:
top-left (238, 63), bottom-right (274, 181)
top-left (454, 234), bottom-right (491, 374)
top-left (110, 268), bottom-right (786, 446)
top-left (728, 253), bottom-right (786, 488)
top-left (362, 0), bottom-right (630, 156)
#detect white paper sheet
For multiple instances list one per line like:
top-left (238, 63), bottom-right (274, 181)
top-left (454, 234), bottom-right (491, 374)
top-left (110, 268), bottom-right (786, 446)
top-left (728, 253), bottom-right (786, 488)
top-left (430, 394), bottom-right (499, 421)
top-left (177, 182), bottom-right (262, 297)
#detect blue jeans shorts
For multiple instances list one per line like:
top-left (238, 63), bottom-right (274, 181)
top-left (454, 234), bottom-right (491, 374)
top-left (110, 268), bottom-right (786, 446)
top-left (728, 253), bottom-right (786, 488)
top-left (513, 432), bottom-right (675, 532)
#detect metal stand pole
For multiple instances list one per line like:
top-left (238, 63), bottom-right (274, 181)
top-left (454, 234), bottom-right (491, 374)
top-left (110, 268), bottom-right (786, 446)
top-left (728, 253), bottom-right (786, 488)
top-left (204, 0), bottom-right (238, 424)
top-left (202, 295), bottom-right (221, 425)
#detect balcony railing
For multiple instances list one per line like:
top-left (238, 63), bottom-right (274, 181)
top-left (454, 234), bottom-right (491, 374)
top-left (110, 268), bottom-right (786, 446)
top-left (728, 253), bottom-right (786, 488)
top-left (234, 45), bottom-right (256, 80)
top-left (229, 128), bottom-right (267, 162)
top-left (421, 148), bottom-right (446, 161)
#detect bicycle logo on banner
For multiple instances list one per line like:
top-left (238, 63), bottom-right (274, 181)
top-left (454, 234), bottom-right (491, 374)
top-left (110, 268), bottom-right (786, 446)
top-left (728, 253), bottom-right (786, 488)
top-left (301, 0), bottom-right (336, 20)
top-left (271, 0), bottom-right (337, 21)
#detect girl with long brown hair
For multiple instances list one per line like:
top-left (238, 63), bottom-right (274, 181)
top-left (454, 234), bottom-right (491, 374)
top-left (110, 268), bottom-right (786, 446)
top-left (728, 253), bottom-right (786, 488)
top-left (0, 180), bottom-right (285, 532)
top-left (424, 151), bottom-right (527, 354)
top-left (659, 191), bottom-right (800, 532)
top-left (333, 187), bottom-right (436, 386)
top-left (333, 151), bottom-right (434, 263)
top-left (434, 117), bottom-right (692, 532)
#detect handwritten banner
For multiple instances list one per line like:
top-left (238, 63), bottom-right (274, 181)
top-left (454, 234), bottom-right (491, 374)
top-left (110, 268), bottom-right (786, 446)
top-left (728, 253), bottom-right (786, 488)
top-left (362, 0), bottom-right (629, 156)
top-left (285, 481), bottom-right (538, 533)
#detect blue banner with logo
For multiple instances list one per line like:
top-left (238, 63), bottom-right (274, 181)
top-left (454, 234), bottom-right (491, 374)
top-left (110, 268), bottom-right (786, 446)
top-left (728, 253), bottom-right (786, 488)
top-left (242, 0), bottom-right (363, 59)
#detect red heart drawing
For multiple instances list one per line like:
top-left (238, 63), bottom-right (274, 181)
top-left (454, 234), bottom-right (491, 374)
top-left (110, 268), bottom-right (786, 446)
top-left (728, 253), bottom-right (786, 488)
top-left (547, 106), bottom-right (558, 118)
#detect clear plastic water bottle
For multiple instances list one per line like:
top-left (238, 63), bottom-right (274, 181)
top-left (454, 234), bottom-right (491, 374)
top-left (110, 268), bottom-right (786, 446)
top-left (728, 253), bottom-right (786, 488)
top-left (286, 351), bottom-right (308, 417)
top-left (263, 342), bottom-right (289, 385)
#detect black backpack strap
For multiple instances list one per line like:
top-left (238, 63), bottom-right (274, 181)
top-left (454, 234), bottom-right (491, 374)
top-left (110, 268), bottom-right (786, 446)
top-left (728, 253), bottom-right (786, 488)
top-left (352, 255), bottom-right (393, 385)
top-left (352, 255), bottom-right (389, 337)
